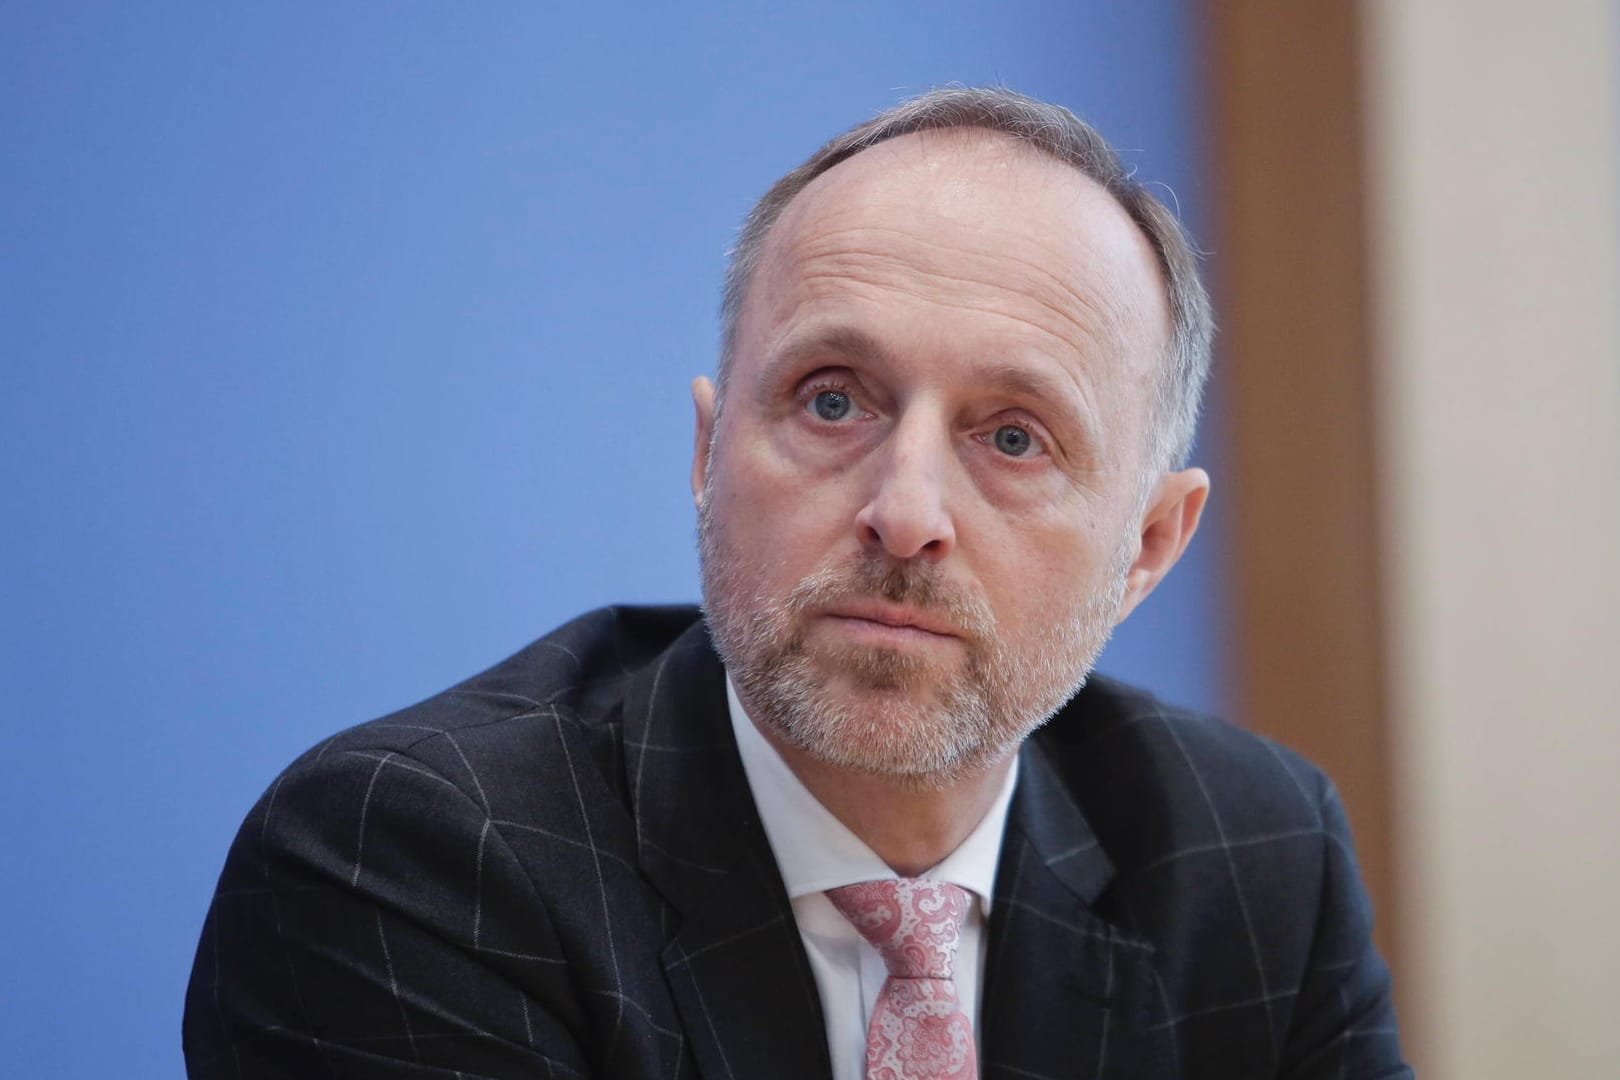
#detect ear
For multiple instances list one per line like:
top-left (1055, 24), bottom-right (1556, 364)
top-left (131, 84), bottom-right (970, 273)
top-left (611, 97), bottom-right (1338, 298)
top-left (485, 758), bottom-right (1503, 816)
top-left (1115, 467), bottom-right (1210, 623)
top-left (690, 376), bottom-right (718, 508)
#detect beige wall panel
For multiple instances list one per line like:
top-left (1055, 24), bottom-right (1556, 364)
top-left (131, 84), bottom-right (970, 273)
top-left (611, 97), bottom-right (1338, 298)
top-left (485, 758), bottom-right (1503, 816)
top-left (1364, 2), bottom-right (1620, 1077)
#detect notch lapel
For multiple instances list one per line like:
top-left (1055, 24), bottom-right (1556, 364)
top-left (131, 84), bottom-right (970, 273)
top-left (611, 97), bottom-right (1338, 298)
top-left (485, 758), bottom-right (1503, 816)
top-left (981, 737), bottom-right (1159, 1080)
top-left (622, 623), bottom-right (832, 1080)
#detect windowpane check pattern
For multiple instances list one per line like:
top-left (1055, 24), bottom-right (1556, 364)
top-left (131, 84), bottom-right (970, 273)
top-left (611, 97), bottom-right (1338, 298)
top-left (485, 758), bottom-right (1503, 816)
top-left (186, 605), bottom-right (1411, 1079)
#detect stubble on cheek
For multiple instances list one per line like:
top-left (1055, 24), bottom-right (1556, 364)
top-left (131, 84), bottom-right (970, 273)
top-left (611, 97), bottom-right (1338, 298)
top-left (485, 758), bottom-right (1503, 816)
top-left (696, 465), bottom-right (1133, 784)
top-left (701, 508), bottom-right (1011, 781)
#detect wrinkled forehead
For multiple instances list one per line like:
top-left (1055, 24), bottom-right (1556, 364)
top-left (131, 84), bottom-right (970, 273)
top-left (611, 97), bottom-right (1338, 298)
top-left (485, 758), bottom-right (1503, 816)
top-left (743, 129), bottom-right (1171, 377)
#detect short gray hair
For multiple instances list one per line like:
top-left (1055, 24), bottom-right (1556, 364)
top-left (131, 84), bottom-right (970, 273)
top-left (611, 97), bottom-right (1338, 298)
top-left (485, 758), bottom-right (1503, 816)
top-left (719, 86), bottom-right (1213, 474)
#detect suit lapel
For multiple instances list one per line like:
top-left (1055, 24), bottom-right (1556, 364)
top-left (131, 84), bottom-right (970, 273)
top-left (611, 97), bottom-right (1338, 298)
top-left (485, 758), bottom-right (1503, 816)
top-left (981, 736), bottom-right (1158, 1080)
top-left (622, 623), bottom-right (832, 1080)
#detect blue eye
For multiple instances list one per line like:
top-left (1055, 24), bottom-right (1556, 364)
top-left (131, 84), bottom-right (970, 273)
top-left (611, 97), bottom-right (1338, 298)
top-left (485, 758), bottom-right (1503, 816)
top-left (810, 389), bottom-right (853, 421)
top-left (993, 424), bottom-right (1033, 456)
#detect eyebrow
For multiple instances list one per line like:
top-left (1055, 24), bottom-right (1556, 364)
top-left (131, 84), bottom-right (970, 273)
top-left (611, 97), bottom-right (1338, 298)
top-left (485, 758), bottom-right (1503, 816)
top-left (971, 360), bottom-right (1105, 459)
top-left (973, 362), bottom-right (1075, 411)
top-left (753, 326), bottom-right (894, 393)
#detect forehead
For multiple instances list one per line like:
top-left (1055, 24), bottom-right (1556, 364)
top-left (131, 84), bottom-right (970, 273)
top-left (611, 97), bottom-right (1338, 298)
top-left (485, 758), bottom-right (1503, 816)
top-left (741, 129), bottom-right (1170, 380)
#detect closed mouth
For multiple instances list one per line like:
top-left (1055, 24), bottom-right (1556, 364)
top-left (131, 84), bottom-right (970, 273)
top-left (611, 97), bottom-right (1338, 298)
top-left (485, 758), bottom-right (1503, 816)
top-left (821, 602), bottom-right (961, 640)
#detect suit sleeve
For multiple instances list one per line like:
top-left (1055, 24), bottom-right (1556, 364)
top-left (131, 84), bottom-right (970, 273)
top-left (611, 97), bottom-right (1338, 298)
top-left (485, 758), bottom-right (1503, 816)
top-left (1277, 779), bottom-right (1414, 1080)
top-left (184, 743), bottom-right (595, 1079)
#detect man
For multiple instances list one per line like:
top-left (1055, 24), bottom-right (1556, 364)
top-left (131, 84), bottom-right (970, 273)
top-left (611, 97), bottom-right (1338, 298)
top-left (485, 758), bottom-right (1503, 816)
top-left (186, 88), bottom-right (1410, 1079)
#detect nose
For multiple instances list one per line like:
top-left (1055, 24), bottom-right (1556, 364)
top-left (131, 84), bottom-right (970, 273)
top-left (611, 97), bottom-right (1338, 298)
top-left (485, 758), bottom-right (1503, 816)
top-left (853, 416), bottom-right (958, 561)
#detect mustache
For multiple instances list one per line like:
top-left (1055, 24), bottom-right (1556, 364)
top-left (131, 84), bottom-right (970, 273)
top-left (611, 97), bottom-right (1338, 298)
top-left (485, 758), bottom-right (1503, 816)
top-left (784, 558), bottom-right (996, 642)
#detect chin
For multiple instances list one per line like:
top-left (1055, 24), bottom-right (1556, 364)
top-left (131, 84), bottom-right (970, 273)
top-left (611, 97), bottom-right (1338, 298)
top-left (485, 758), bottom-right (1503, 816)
top-left (809, 723), bottom-right (1010, 791)
top-left (764, 665), bottom-right (1014, 785)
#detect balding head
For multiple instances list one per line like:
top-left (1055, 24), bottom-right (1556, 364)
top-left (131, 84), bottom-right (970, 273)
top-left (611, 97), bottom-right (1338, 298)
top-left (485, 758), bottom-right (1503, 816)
top-left (718, 86), bottom-right (1212, 476)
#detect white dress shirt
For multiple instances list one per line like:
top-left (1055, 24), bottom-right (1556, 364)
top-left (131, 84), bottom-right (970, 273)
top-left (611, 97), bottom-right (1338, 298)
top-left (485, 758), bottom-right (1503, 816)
top-left (726, 679), bottom-right (1019, 1080)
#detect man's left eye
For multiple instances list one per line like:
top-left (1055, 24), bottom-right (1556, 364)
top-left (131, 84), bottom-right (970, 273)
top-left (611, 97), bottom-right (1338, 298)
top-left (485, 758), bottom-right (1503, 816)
top-left (992, 424), bottom-right (1035, 456)
top-left (809, 389), bottom-right (854, 422)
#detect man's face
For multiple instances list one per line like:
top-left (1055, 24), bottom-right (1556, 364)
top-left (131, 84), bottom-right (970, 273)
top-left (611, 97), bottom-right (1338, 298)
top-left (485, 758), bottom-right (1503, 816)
top-left (696, 131), bottom-right (1177, 786)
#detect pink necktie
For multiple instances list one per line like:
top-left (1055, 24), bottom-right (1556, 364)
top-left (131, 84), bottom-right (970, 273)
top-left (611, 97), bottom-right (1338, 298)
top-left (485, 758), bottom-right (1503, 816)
top-left (825, 879), bottom-right (978, 1080)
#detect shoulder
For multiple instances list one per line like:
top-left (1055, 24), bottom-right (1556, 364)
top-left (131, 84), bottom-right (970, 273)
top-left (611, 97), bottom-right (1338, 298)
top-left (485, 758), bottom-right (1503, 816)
top-left (1035, 674), bottom-right (1338, 884)
top-left (188, 606), bottom-right (710, 1074)
top-left (281, 604), bottom-right (703, 778)
top-left (212, 603), bottom-right (710, 944)
top-left (242, 604), bottom-right (707, 862)
top-left (1035, 679), bottom-right (1408, 1073)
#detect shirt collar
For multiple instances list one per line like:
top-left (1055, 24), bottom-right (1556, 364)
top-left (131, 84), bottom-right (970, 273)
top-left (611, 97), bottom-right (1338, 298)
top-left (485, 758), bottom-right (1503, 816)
top-left (726, 676), bottom-right (1018, 915)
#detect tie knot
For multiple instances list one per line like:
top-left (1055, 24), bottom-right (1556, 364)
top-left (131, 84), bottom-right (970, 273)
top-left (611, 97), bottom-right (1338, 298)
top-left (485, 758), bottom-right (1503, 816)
top-left (825, 878), bottom-right (971, 980)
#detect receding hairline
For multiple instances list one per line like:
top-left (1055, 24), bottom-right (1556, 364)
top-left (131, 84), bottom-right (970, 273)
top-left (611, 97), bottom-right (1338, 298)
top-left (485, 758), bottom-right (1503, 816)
top-left (763, 125), bottom-right (1151, 265)
top-left (778, 123), bottom-right (1095, 204)
top-left (730, 124), bottom-right (1140, 353)
top-left (737, 127), bottom-right (1170, 397)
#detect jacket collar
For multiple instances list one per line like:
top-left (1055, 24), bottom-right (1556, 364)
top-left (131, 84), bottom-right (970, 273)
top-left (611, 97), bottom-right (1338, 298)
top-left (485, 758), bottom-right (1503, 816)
top-left (621, 624), bottom-right (1157, 1079)
top-left (978, 731), bottom-right (1160, 1079)
top-left (622, 621), bottom-right (833, 1080)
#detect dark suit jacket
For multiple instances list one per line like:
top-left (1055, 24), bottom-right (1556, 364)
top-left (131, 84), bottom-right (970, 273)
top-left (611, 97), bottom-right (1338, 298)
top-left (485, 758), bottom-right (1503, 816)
top-left (185, 605), bottom-right (1410, 1079)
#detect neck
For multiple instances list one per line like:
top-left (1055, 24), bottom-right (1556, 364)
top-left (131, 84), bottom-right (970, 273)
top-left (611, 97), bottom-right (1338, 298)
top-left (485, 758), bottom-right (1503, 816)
top-left (755, 720), bottom-right (1015, 877)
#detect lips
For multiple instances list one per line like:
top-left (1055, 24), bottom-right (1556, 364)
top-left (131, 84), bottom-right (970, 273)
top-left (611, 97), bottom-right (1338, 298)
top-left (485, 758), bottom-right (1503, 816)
top-left (821, 601), bottom-right (962, 640)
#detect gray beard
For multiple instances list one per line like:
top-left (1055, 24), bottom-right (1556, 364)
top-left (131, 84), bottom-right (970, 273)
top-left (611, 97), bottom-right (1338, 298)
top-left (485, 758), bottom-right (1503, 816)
top-left (697, 493), bottom-right (1131, 789)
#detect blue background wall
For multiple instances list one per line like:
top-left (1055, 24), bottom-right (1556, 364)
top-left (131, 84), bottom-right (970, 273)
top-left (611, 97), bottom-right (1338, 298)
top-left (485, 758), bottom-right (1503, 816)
top-left (0, 3), bottom-right (1221, 1074)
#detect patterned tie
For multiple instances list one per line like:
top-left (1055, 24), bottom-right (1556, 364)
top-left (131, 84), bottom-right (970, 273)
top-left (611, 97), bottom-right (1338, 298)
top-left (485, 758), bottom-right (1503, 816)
top-left (825, 879), bottom-right (978, 1080)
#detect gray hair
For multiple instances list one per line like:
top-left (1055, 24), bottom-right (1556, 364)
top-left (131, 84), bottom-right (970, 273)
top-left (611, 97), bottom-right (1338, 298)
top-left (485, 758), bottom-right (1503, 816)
top-left (719, 86), bottom-right (1213, 474)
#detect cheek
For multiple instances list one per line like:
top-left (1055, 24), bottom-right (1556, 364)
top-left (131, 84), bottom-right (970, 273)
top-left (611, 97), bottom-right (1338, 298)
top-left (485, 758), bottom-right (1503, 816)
top-left (710, 422), bottom-right (788, 508)
top-left (963, 451), bottom-right (1081, 513)
top-left (709, 436), bottom-right (853, 576)
top-left (712, 453), bottom-right (806, 543)
top-left (716, 416), bottom-right (867, 520)
top-left (977, 515), bottom-right (1121, 619)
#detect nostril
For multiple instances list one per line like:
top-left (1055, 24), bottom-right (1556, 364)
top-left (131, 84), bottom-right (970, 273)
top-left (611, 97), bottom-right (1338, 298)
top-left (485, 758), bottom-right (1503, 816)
top-left (854, 473), bottom-right (955, 560)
